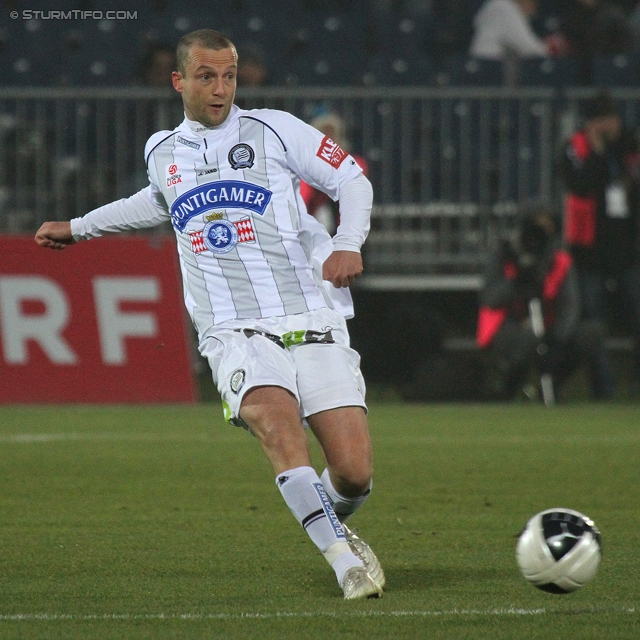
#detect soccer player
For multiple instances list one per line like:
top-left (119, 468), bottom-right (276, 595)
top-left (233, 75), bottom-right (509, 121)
top-left (35, 29), bottom-right (384, 600)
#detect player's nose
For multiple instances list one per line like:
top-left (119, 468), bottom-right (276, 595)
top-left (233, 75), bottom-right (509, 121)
top-left (212, 77), bottom-right (227, 95)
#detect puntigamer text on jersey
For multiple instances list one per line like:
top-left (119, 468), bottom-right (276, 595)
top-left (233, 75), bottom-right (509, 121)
top-left (171, 181), bottom-right (273, 232)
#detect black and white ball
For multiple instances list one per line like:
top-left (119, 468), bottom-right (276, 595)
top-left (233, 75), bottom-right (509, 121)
top-left (516, 508), bottom-right (602, 593)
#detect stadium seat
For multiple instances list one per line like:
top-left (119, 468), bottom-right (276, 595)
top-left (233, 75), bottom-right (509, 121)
top-left (280, 48), bottom-right (367, 86)
top-left (518, 57), bottom-right (581, 88)
top-left (365, 53), bottom-right (435, 87)
top-left (367, 7), bottom-right (436, 58)
top-left (276, 12), bottom-right (369, 86)
top-left (51, 20), bottom-right (138, 86)
top-left (592, 54), bottom-right (640, 87)
top-left (437, 56), bottom-right (504, 87)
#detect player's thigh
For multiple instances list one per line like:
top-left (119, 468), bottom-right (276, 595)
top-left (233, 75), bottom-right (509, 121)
top-left (294, 341), bottom-right (371, 482)
top-left (200, 330), bottom-right (299, 425)
top-left (293, 341), bottom-right (366, 418)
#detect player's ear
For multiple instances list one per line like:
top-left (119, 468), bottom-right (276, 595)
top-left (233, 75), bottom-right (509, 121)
top-left (172, 71), bottom-right (184, 92)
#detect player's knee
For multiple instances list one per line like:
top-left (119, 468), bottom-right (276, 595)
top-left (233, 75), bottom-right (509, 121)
top-left (240, 385), bottom-right (298, 427)
top-left (240, 386), bottom-right (306, 451)
top-left (330, 466), bottom-right (372, 498)
top-left (258, 420), bottom-right (307, 452)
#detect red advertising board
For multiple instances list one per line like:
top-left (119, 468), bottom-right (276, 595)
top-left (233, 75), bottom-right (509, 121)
top-left (0, 235), bottom-right (197, 403)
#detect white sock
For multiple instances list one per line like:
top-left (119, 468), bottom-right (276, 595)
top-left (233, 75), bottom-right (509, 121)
top-left (276, 466), bottom-right (362, 583)
top-left (320, 468), bottom-right (372, 523)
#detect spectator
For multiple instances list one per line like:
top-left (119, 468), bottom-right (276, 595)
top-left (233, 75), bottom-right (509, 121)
top-left (477, 207), bottom-right (613, 401)
top-left (469, 0), bottom-right (550, 60)
top-left (429, 0), bottom-right (475, 59)
top-left (300, 112), bottom-right (368, 235)
top-left (234, 46), bottom-right (277, 111)
top-left (559, 0), bottom-right (634, 83)
top-left (134, 42), bottom-right (177, 87)
top-left (559, 91), bottom-right (640, 397)
top-left (237, 46), bottom-right (269, 87)
top-left (130, 42), bottom-right (181, 193)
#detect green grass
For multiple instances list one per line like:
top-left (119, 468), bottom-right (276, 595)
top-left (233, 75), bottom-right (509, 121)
top-left (0, 403), bottom-right (639, 639)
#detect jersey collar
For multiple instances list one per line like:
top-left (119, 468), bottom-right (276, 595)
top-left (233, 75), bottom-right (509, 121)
top-left (182, 105), bottom-right (242, 137)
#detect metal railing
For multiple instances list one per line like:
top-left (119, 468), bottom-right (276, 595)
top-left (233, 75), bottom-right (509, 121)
top-left (2, 86), bottom-right (640, 286)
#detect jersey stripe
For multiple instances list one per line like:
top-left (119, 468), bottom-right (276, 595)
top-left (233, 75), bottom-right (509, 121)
top-left (144, 107), bottom-right (354, 333)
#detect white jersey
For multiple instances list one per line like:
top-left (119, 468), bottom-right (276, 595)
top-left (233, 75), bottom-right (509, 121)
top-left (72, 105), bottom-right (370, 338)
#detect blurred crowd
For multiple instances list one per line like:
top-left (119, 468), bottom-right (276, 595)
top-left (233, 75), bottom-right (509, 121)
top-left (4, 0), bottom-right (640, 87)
top-left (1, 0), bottom-right (639, 400)
top-left (477, 91), bottom-right (640, 401)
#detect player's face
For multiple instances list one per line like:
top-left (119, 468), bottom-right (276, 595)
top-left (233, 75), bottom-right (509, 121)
top-left (172, 46), bottom-right (237, 127)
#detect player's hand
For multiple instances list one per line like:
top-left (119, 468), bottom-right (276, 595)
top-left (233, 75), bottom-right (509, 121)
top-left (322, 250), bottom-right (363, 288)
top-left (34, 221), bottom-right (75, 250)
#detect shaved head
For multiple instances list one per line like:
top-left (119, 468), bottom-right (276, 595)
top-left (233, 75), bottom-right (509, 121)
top-left (176, 29), bottom-right (237, 76)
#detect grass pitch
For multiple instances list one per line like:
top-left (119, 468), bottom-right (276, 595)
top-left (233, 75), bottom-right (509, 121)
top-left (0, 402), bottom-right (638, 639)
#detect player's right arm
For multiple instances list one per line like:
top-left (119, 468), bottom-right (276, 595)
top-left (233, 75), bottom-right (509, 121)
top-left (36, 130), bottom-right (173, 250)
top-left (35, 221), bottom-right (74, 250)
top-left (34, 185), bottom-right (170, 250)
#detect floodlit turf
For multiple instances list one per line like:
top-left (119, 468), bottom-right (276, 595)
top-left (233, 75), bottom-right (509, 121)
top-left (0, 402), bottom-right (639, 639)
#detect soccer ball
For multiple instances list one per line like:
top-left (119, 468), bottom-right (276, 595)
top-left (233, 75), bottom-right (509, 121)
top-left (516, 508), bottom-right (602, 594)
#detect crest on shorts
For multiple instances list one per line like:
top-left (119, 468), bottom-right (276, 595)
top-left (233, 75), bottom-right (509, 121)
top-left (228, 143), bottom-right (255, 170)
top-left (230, 368), bottom-right (246, 394)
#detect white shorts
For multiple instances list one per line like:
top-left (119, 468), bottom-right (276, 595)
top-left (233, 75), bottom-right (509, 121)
top-left (199, 307), bottom-right (367, 426)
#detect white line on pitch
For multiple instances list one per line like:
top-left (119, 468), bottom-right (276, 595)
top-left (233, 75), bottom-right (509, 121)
top-left (0, 608), bottom-right (637, 621)
top-left (3, 432), bottom-right (640, 445)
top-left (0, 433), bottom-right (214, 444)
top-left (0, 609), bottom-right (546, 621)
top-left (375, 435), bottom-right (640, 445)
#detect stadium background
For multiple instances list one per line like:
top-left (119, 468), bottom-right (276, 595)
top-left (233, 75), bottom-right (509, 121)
top-left (1, 0), bottom-right (639, 401)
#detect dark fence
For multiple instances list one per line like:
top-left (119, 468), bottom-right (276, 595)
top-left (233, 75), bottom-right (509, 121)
top-left (2, 85), bottom-right (639, 287)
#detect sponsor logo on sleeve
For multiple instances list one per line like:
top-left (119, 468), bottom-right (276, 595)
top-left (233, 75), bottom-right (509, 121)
top-left (228, 143), bottom-right (255, 170)
top-left (170, 181), bottom-right (272, 232)
top-left (316, 135), bottom-right (347, 168)
top-left (176, 136), bottom-right (201, 150)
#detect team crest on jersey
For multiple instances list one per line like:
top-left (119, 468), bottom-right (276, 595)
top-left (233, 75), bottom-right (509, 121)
top-left (228, 143), bottom-right (255, 170)
top-left (189, 216), bottom-right (256, 254)
top-left (316, 135), bottom-right (347, 168)
top-left (202, 219), bottom-right (238, 254)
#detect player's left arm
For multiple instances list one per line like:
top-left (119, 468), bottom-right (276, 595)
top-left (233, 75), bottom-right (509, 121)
top-left (323, 173), bottom-right (372, 288)
top-left (272, 112), bottom-right (372, 288)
